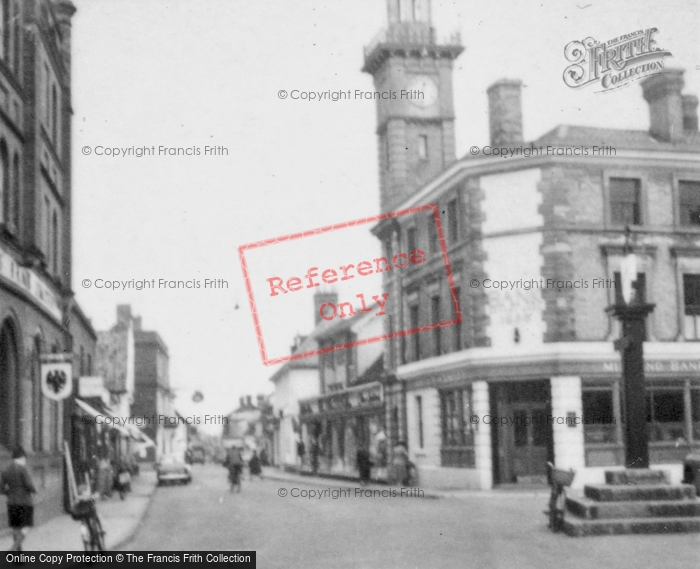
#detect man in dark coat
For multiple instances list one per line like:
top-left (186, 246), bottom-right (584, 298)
top-left (1, 447), bottom-right (37, 552)
top-left (248, 450), bottom-right (263, 481)
top-left (356, 447), bottom-right (372, 485)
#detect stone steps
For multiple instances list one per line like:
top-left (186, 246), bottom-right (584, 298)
top-left (562, 515), bottom-right (700, 537)
top-left (566, 496), bottom-right (700, 520)
top-left (584, 484), bottom-right (696, 502)
top-left (557, 468), bottom-right (700, 537)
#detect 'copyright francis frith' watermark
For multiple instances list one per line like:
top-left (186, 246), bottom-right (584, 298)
top-left (81, 145), bottom-right (229, 157)
top-left (78, 414), bottom-right (229, 427)
top-left (469, 415), bottom-right (615, 426)
top-left (81, 278), bottom-right (229, 290)
top-left (277, 487), bottom-right (425, 499)
top-left (466, 145), bottom-right (616, 157)
top-left (563, 27), bottom-right (672, 93)
top-left (277, 89), bottom-right (428, 102)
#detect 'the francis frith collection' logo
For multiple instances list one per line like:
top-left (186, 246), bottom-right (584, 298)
top-left (563, 28), bottom-right (672, 92)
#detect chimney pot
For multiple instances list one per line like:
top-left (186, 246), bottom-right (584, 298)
top-left (641, 69), bottom-right (685, 141)
top-left (239, 397), bottom-right (244, 408)
top-left (682, 94), bottom-right (699, 132)
top-left (487, 79), bottom-right (523, 147)
top-left (116, 305), bottom-right (131, 325)
top-left (246, 395), bottom-right (252, 407)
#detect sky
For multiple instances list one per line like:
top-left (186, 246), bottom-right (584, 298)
top-left (70, 0), bottom-right (700, 433)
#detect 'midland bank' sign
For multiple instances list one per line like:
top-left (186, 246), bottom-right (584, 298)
top-left (603, 360), bottom-right (700, 375)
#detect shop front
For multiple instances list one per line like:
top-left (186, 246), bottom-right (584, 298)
top-left (299, 382), bottom-right (388, 480)
top-left (398, 343), bottom-right (700, 490)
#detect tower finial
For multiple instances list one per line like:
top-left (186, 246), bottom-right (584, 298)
top-left (387, 0), bottom-right (432, 26)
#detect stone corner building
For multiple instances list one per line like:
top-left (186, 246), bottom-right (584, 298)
top-left (0, 0), bottom-right (80, 527)
top-left (366, 1), bottom-right (700, 489)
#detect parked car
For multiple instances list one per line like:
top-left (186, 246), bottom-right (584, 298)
top-left (156, 455), bottom-right (192, 486)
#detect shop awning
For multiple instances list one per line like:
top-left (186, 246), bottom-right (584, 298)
top-left (126, 424), bottom-right (156, 447)
top-left (75, 399), bottom-right (130, 437)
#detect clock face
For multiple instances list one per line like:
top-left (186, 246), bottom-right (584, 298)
top-left (406, 75), bottom-right (438, 108)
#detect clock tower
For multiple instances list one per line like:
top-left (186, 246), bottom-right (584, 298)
top-left (363, 0), bottom-right (463, 213)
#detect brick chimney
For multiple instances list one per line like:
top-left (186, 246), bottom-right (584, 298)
top-left (239, 396), bottom-right (244, 408)
top-left (314, 291), bottom-right (338, 325)
top-left (487, 79), bottom-right (523, 147)
top-left (246, 395), bottom-right (252, 407)
top-left (683, 95), bottom-right (699, 132)
top-left (116, 305), bottom-right (131, 326)
top-left (641, 69), bottom-right (685, 142)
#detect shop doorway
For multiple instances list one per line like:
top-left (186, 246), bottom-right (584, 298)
top-left (491, 380), bottom-right (553, 484)
top-left (0, 320), bottom-right (19, 449)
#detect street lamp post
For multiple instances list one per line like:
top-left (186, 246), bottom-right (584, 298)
top-left (606, 227), bottom-right (655, 469)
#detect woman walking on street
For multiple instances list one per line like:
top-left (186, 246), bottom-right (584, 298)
top-left (248, 450), bottom-right (263, 481)
top-left (1, 447), bottom-right (37, 552)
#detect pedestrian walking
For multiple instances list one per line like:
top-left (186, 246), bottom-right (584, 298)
top-left (356, 447), bottom-right (372, 485)
top-left (310, 440), bottom-right (320, 474)
top-left (392, 441), bottom-right (410, 486)
top-left (1, 446), bottom-right (37, 552)
top-left (248, 450), bottom-right (263, 481)
top-left (224, 449), bottom-right (243, 493)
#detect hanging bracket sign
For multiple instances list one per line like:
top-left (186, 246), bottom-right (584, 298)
top-left (41, 353), bottom-right (73, 401)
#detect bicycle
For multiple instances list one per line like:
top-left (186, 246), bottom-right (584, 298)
top-left (546, 461), bottom-right (575, 533)
top-left (70, 498), bottom-right (106, 551)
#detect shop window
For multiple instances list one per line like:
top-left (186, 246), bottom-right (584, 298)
top-left (440, 387), bottom-right (474, 468)
top-left (416, 396), bottom-right (424, 449)
top-left (646, 389), bottom-right (685, 443)
top-left (582, 389), bottom-right (617, 444)
top-left (691, 388), bottom-right (700, 441)
top-left (683, 274), bottom-right (700, 340)
top-left (610, 178), bottom-right (641, 226)
top-left (679, 181), bottom-right (700, 226)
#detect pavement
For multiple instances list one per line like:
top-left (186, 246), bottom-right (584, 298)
top-left (262, 466), bottom-right (553, 500)
top-left (0, 469), bottom-right (157, 552)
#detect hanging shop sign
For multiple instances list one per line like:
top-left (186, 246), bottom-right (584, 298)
top-left (41, 353), bottom-right (72, 401)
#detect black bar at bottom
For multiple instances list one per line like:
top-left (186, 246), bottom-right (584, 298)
top-left (3, 551), bottom-right (256, 568)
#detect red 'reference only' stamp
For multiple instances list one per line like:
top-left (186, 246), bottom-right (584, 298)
top-left (238, 204), bottom-right (460, 366)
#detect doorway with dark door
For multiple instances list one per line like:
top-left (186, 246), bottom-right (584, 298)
top-left (491, 380), bottom-right (553, 485)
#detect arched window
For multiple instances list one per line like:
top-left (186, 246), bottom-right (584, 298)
top-left (12, 153), bottom-right (19, 231)
top-left (52, 210), bottom-right (58, 273)
top-left (51, 85), bottom-right (58, 143)
top-left (0, 320), bottom-right (19, 449)
top-left (32, 336), bottom-right (43, 451)
top-left (0, 141), bottom-right (8, 224)
top-left (0, 0), bottom-right (7, 60)
top-left (12, 1), bottom-right (19, 74)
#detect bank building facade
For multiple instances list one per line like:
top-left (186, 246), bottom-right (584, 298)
top-left (366, 0), bottom-right (700, 489)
